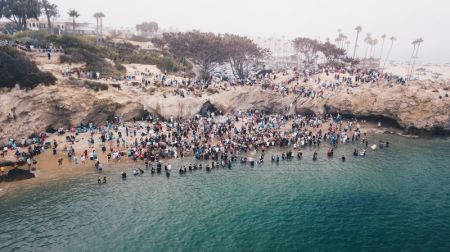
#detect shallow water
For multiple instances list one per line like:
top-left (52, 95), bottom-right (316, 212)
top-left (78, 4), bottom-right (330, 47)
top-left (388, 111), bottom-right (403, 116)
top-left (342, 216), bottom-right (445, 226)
top-left (1, 134), bottom-right (449, 251)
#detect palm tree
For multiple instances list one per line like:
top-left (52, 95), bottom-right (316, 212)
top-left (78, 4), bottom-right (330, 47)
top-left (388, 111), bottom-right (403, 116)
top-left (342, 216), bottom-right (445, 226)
top-left (379, 34), bottom-right (387, 60)
top-left (345, 41), bottom-right (351, 53)
top-left (407, 40), bottom-right (418, 79)
top-left (336, 28), bottom-right (343, 48)
top-left (370, 38), bottom-right (378, 58)
top-left (352, 26), bottom-right (362, 58)
top-left (341, 34), bottom-right (348, 48)
top-left (68, 10), bottom-right (80, 31)
top-left (336, 33), bottom-right (347, 49)
top-left (99, 12), bottom-right (105, 36)
top-left (382, 36), bottom-right (396, 72)
top-left (335, 37), bottom-right (342, 48)
top-left (93, 13), bottom-right (100, 34)
top-left (409, 38), bottom-right (424, 80)
top-left (364, 33), bottom-right (372, 59)
top-left (93, 12), bottom-right (105, 44)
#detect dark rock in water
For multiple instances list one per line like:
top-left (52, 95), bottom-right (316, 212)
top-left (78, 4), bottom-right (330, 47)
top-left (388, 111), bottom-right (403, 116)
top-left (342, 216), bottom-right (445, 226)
top-left (1, 168), bottom-right (35, 182)
top-left (0, 160), bottom-right (27, 167)
top-left (199, 101), bottom-right (219, 117)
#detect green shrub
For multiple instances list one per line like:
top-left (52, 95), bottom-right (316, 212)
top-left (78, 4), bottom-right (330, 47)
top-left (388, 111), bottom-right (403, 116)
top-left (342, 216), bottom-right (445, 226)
top-left (53, 35), bottom-right (99, 53)
top-left (163, 56), bottom-right (180, 72)
top-left (0, 46), bottom-right (56, 89)
top-left (60, 47), bottom-right (125, 77)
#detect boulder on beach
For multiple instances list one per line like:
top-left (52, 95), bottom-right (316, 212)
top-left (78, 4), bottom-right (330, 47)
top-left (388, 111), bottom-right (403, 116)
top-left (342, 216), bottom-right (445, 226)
top-left (0, 168), bottom-right (35, 182)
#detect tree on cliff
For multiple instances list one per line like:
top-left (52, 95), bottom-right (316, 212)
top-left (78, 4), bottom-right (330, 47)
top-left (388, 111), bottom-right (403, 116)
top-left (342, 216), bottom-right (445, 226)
top-left (163, 31), bottom-right (228, 79)
top-left (136, 22), bottom-right (159, 37)
top-left (0, 0), bottom-right (42, 31)
top-left (222, 34), bottom-right (268, 80)
top-left (0, 47), bottom-right (56, 89)
top-left (318, 42), bottom-right (346, 66)
top-left (41, 0), bottom-right (58, 34)
top-left (292, 37), bottom-right (321, 70)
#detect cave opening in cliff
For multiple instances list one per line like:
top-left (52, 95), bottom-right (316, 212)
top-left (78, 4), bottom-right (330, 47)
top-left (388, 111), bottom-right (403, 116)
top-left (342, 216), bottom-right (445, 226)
top-left (340, 114), bottom-right (404, 129)
top-left (199, 101), bottom-right (219, 117)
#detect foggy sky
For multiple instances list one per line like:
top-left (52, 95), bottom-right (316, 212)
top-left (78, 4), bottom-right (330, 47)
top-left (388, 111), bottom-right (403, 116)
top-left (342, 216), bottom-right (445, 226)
top-left (51, 0), bottom-right (450, 63)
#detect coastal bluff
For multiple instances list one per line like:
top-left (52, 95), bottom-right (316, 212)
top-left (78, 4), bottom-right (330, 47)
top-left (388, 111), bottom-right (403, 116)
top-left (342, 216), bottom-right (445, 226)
top-left (0, 78), bottom-right (449, 144)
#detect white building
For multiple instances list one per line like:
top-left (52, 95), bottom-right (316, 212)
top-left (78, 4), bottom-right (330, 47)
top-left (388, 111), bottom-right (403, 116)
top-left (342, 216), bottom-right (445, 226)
top-left (26, 19), bottom-right (95, 35)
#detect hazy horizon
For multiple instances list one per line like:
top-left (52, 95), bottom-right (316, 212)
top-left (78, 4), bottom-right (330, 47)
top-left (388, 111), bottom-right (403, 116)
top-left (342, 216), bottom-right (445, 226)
top-left (13, 0), bottom-right (450, 63)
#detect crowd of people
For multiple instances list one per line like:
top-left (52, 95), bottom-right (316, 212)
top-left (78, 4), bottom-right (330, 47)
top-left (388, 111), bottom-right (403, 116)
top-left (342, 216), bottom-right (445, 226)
top-left (1, 44), bottom-right (398, 180)
top-left (1, 108), bottom-right (391, 182)
top-left (56, 58), bottom-right (404, 100)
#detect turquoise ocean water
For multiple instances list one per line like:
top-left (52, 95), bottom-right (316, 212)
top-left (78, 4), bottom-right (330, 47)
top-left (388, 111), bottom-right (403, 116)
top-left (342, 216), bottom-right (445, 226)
top-left (1, 134), bottom-right (449, 251)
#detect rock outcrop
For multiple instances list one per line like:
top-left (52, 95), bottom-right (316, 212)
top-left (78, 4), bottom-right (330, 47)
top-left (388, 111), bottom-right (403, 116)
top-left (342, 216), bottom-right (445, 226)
top-left (0, 168), bottom-right (35, 183)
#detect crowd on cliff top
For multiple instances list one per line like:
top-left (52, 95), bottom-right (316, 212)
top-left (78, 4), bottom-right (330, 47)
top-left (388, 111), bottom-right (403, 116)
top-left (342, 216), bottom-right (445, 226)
top-left (64, 64), bottom-right (402, 86)
top-left (59, 62), bottom-right (406, 103)
top-left (1, 110), bottom-right (385, 176)
top-left (2, 38), bottom-right (405, 93)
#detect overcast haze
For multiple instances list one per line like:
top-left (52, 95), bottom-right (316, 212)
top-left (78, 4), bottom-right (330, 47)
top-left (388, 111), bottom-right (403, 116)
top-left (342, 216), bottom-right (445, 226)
top-left (51, 0), bottom-right (450, 63)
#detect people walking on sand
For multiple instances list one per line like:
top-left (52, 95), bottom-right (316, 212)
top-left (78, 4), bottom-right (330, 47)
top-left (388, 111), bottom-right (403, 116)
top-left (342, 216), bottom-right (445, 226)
top-left (31, 158), bottom-right (38, 171)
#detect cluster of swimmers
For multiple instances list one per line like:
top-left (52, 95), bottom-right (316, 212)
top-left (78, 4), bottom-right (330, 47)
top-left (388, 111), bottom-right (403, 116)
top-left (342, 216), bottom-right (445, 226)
top-left (97, 176), bottom-right (106, 184)
top-left (110, 139), bottom-right (391, 181)
top-left (54, 110), bottom-right (379, 171)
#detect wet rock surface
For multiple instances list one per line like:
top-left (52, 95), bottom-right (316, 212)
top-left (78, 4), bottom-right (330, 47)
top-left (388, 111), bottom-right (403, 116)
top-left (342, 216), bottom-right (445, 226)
top-left (0, 168), bottom-right (35, 183)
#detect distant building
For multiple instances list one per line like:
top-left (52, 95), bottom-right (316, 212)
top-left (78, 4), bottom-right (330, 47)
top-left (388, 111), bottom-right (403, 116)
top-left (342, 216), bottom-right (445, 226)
top-left (26, 19), bottom-right (95, 35)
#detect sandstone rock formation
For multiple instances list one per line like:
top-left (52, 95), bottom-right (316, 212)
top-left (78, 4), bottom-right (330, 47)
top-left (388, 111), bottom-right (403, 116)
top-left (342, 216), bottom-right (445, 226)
top-left (0, 78), bottom-right (449, 144)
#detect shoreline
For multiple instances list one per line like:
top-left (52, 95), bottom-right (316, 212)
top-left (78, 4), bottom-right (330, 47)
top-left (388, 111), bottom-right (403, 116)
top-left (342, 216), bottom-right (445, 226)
top-left (0, 120), bottom-right (398, 195)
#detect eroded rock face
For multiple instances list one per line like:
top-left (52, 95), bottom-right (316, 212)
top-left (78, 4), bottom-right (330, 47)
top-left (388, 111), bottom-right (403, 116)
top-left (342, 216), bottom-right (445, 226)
top-left (314, 82), bottom-right (450, 133)
top-left (0, 84), bottom-right (151, 143)
top-left (0, 79), bottom-right (449, 144)
top-left (83, 99), bottom-right (123, 124)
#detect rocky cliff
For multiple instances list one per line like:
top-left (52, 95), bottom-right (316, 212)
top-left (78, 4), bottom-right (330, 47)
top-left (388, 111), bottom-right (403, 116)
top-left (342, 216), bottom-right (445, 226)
top-left (0, 78), bottom-right (449, 144)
